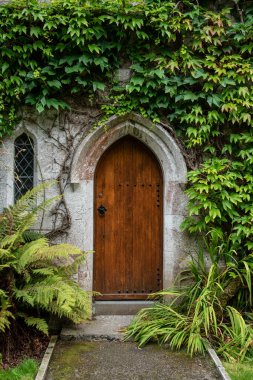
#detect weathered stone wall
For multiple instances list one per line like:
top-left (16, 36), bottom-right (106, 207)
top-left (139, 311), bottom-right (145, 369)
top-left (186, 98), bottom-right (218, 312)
top-left (0, 106), bottom-right (100, 289)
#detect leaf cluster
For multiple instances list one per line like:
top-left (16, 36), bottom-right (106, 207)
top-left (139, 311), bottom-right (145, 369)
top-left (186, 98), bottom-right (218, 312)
top-left (126, 239), bottom-right (253, 362)
top-left (182, 158), bottom-right (253, 257)
top-left (0, 182), bottom-right (91, 335)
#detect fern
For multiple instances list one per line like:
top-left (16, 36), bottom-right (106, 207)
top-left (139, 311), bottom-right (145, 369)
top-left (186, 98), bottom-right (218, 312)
top-left (0, 182), bottom-right (90, 335)
top-left (0, 298), bottom-right (14, 333)
top-left (17, 313), bottom-right (48, 335)
top-left (0, 181), bottom-right (59, 249)
top-left (22, 230), bottom-right (45, 242)
top-left (14, 276), bottom-right (90, 323)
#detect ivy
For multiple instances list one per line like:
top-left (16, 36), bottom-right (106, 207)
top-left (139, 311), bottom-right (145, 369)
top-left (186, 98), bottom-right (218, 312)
top-left (0, 0), bottom-right (253, 256)
top-left (181, 159), bottom-right (253, 253)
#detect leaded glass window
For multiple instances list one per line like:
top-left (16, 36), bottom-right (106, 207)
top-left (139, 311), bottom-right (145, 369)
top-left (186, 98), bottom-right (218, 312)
top-left (14, 133), bottom-right (34, 201)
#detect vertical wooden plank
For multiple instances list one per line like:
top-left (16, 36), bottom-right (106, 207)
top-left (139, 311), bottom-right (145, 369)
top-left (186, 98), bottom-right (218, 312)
top-left (123, 138), bottom-right (133, 295)
top-left (114, 143), bottom-right (122, 294)
top-left (104, 147), bottom-right (115, 293)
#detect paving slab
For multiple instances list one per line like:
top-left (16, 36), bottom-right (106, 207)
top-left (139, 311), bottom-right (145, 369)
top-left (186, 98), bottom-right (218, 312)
top-left (46, 340), bottom-right (221, 380)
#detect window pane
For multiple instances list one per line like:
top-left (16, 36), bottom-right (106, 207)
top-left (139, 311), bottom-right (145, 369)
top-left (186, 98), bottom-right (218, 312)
top-left (14, 133), bottom-right (34, 201)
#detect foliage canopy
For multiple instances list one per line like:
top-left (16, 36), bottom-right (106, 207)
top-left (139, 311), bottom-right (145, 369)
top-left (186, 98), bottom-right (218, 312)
top-left (0, 0), bottom-right (252, 256)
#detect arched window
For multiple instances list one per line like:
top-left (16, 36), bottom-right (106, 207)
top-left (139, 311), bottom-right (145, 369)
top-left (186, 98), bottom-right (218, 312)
top-left (14, 133), bottom-right (34, 202)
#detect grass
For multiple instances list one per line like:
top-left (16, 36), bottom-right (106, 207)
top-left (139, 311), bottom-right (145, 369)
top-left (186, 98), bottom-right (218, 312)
top-left (0, 359), bottom-right (38, 380)
top-left (223, 361), bottom-right (253, 380)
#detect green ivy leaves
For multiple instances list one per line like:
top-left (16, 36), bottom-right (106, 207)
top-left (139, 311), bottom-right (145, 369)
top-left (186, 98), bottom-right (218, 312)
top-left (0, 0), bottom-right (252, 257)
top-left (182, 158), bottom-right (253, 257)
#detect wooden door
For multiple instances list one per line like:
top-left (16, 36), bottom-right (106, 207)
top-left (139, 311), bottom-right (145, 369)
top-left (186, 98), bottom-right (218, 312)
top-left (94, 136), bottom-right (163, 300)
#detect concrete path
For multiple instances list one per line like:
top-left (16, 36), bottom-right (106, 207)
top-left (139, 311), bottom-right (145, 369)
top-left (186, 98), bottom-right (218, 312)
top-left (46, 340), bottom-right (221, 380)
top-left (46, 316), bottom-right (222, 380)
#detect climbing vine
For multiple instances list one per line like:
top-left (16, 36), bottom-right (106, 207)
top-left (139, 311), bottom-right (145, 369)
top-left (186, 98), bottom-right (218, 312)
top-left (21, 107), bottom-right (102, 238)
top-left (0, 0), bottom-right (253, 253)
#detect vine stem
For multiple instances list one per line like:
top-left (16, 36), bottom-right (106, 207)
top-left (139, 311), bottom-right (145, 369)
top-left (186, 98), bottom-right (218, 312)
top-left (159, 120), bottom-right (200, 170)
top-left (233, 0), bottom-right (244, 23)
top-left (28, 109), bottom-right (102, 240)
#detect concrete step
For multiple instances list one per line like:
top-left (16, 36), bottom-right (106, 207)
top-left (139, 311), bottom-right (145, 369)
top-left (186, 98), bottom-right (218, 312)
top-left (61, 315), bottom-right (134, 341)
top-left (93, 301), bottom-right (154, 315)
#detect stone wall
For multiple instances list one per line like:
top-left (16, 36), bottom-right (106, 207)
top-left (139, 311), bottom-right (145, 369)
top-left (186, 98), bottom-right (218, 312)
top-left (0, 106), bottom-right (99, 288)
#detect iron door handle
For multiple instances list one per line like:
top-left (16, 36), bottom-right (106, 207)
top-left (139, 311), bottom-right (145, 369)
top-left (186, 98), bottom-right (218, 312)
top-left (97, 204), bottom-right (107, 216)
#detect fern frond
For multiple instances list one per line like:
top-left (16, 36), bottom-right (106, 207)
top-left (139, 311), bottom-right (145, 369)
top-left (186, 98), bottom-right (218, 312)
top-left (15, 238), bottom-right (49, 270)
top-left (32, 268), bottom-right (56, 276)
top-left (0, 181), bottom-right (59, 244)
top-left (10, 180), bottom-right (57, 221)
top-left (57, 253), bottom-right (87, 277)
top-left (22, 230), bottom-right (45, 242)
top-left (0, 234), bottom-right (21, 249)
top-left (0, 248), bottom-right (11, 260)
top-left (0, 298), bottom-right (14, 332)
top-left (45, 288), bottom-right (91, 323)
top-left (0, 290), bottom-right (8, 298)
top-left (34, 244), bottom-right (83, 262)
top-left (14, 276), bottom-right (91, 322)
top-left (13, 288), bottom-right (35, 307)
top-left (18, 312), bottom-right (48, 335)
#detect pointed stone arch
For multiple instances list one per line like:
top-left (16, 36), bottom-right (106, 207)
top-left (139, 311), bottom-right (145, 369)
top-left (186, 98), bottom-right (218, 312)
top-left (70, 113), bottom-right (189, 293)
top-left (71, 113), bottom-right (186, 183)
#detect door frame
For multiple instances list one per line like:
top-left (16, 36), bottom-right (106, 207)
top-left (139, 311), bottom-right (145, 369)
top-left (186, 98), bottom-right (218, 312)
top-left (70, 113), bottom-right (188, 295)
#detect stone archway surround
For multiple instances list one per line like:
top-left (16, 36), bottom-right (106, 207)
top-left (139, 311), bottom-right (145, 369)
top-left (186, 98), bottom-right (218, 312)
top-left (70, 113), bottom-right (188, 295)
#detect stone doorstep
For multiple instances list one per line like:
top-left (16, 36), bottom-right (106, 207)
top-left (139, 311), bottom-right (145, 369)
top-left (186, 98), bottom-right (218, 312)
top-left (93, 300), bottom-right (154, 315)
top-left (61, 315), bottom-right (134, 341)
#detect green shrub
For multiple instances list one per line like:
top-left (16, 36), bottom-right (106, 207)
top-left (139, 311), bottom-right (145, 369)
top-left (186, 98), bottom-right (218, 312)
top-left (125, 235), bottom-right (253, 362)
top-left (0, 182), bottom-right (90, 335)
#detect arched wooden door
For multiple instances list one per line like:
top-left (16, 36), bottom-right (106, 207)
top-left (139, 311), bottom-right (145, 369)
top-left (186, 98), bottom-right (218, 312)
top-left (94, 136), bottom-right (163, 300)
